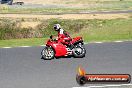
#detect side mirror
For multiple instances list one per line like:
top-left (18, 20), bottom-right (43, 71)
top-left (50, 35), bottom-right (53, 39)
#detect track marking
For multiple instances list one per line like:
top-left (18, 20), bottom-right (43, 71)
top-left (1, 45), bottom-right (46, 48)
top-left (0, 41), bottom-right (131, 49)
top-left (104, 85), bottom-right (122, 87)
top-left (19, 46), bottom-right (31, 47)
top-left (122, 84), bottom-right (132, 86)
top-left (114, 41), bottom-right (123, 42)
top-left (40, 45), bottom-right (46, 46)
top-left (73, 84), bottom-right (132, 88)
top-left (2, 47), bottom-right (12, 48)
top-left (87, 86), bottom-right (105, 88)
top-left (94, 42), bottom-right (103, 43)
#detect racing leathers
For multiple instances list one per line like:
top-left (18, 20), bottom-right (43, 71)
top-left (57, 28), bottom-right (72, 46)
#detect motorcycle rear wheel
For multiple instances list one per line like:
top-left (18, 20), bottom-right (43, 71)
top-left (73, 44), bottom-right (86, 58)
top-left (41, 46), bottom-right (55, 60)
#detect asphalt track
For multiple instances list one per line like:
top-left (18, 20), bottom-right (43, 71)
top-left (0, 41), bottom-right (132, 88)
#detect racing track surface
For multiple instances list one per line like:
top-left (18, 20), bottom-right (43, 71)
top-left (0, 41), bottom-right (132, 88)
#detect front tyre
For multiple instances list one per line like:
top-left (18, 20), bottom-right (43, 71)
top-left (73, 44), bottom-right (86, 58)
top-left (41, 46), bottom-right (55, 60)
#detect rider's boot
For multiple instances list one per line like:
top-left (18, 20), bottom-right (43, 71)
top-left (68, 44), bottom-right (74, 49)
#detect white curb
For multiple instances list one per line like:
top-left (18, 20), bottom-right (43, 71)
top-left (40, 45), bottom-right (46, 46)
top-left (19, 46), bottom-right (31, 47)
top-left (114, 41), bottom-right (123, 42)
top-left (2, 47), bottom-right (12, 48)
top-left (1, 40), bottom-right (131, 49)
top-left (94, 42), bottom-right (103, 43)
top-left (72, 84), bottom-right (132, 88)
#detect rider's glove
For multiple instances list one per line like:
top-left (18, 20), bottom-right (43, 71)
top-left (50, 35), bottom-right (53, 39)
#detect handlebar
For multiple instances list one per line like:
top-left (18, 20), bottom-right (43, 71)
top-left (50, 35), bottom-right (53, 39)
top-left (49, 35), bottom-right (58, 42)
top-left (49, 38), bottom-right (58, 42)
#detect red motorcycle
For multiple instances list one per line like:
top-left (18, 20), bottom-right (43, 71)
top-left (41, 35), bottom-right (86, 60)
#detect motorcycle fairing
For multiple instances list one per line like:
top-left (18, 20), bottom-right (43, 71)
top-left (48, 42), bottom-right (67, 57)
top-left (71, 37), bottom-right (83, 44)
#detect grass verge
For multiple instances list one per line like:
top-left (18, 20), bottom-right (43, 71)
top-left (73, 18), bottom-right (132, 42)
top-left (0, 38), bottom-right (47, 47)
top-left (0, 18), bottom-right (132, 47)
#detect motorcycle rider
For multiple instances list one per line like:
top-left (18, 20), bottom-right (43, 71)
top-left (53, 24), bottom-right (73, 48)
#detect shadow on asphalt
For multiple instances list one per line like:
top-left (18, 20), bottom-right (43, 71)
top-left (41, 55), bottom-right (73, 60)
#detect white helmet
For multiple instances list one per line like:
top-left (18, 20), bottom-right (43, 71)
top-left (54, 24), bottom-right (61, 31)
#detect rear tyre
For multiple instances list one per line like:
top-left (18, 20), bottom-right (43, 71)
top-left (41, 46), bottom-right (55, 60)
top-left (73, 44), bottom-right (86, 58)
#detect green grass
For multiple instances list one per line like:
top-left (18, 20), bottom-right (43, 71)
top-left (0, 18), bottom-right (132, 47)
top-left (0, 38), bottom-right (47, 47)
top-left (73, 19), bottom-right (132, 42)
top-left (0, 18), bottom-right (86, 40)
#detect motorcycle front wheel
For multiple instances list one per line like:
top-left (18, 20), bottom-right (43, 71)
top-left (41, 46), bottom-right (55, 60)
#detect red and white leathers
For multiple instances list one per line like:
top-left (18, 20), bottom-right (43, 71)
top-left (57, 28), bottom-right (72, 45)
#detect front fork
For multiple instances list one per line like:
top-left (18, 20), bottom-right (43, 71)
top-left (76, 42), bottom-right (84, 48)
